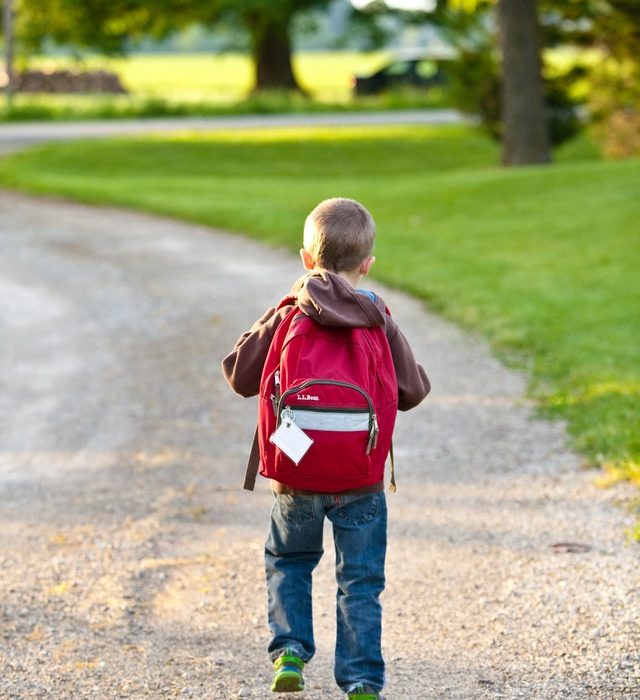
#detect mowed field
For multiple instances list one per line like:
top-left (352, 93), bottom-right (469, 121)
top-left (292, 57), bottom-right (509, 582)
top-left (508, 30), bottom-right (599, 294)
top-left (28, 51), bottom-right (392, 101)
top-left (6, 51), bottom-right (447, 120)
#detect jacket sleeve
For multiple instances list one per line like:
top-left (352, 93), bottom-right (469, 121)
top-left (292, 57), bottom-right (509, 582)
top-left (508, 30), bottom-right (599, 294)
top-left (385, 316), bottom-right (431, 411)
top-left (221, 305), bottom-right (292, 398)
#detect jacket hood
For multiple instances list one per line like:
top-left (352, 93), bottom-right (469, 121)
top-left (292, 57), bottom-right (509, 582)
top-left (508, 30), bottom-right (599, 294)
top-left (291, 270), bottom-right (386, 328)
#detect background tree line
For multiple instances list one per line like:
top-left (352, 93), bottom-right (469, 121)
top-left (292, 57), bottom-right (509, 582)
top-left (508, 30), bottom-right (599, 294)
top-left (1, 0), bottom-right (639, 164)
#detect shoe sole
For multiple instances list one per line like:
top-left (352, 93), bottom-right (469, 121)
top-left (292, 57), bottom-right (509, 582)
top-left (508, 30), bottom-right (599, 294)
top-left (271, 671), bottom-right (304, 692)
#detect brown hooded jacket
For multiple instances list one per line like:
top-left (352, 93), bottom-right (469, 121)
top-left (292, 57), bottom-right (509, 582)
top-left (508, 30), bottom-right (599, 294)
top-left (221, 271), bottom-right (430, 493)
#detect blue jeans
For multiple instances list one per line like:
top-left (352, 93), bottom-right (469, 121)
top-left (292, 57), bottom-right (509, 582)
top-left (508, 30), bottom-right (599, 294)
top-left (265, 492), bottom-right (387, 693)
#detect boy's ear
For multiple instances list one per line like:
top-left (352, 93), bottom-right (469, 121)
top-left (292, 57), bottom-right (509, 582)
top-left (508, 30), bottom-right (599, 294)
top-left (300, 248), bottom-right (315, 271)
top-left (359, 256), bottom-right (376, 277)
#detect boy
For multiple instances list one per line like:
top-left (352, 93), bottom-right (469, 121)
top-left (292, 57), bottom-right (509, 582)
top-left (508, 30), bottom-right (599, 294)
top-left (221, 198), bottom-right (430, 700)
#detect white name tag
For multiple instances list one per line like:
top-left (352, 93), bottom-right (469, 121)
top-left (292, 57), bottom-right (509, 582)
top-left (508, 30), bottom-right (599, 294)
top-left (269, 418), bottom-right (313, 465)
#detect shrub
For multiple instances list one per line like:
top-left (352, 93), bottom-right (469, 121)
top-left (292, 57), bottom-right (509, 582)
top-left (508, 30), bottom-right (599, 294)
top-left (589, 59), bottom-right (640, 159)
top-left (446, 47), bottom-right (585, 148)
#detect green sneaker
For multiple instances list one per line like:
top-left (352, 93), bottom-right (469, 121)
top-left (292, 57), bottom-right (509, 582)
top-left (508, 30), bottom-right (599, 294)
top-left (271, 648), bottom-right (305, 693)
top-left (347, 684), bottom-right (383, 700)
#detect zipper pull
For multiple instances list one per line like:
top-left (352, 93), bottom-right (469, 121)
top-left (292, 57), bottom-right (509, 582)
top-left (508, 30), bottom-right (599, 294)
top-left (366, 413), bottom-right (379, 455)
top-left (272, 370), bottom-right (281, 415)
top-left (372, 414), bottom-right (379, 449)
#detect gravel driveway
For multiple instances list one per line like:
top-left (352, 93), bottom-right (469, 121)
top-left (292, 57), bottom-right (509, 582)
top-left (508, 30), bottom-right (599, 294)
top-left (0, 110), bottom-right (462, 154)
top-left (0, 190), bottom-right (637, 699)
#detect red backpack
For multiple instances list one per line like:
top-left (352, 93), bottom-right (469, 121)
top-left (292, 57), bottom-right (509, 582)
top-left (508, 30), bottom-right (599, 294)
top-left (244, 298), bottom-right (398, 492)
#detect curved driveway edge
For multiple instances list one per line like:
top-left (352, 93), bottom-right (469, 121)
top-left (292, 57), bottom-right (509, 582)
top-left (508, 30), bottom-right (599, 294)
top-left (0, 109), bottom-right (463, 154)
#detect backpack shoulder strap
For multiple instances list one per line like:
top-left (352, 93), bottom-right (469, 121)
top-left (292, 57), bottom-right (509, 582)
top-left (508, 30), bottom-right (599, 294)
top-left (277, 294), bottom-right (297, 311)
top-left (244, 426), bottom-right (261, 491)
top-left (243, 302), bottom-right (299, 491)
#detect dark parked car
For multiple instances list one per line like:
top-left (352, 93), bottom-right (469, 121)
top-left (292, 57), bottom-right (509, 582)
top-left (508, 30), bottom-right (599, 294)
top-left (352, 55), bottom-right (451, 95)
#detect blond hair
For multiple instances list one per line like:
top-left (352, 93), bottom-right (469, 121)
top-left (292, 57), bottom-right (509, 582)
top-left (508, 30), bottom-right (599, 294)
top-left (303, 198), bottom-right (375, 272)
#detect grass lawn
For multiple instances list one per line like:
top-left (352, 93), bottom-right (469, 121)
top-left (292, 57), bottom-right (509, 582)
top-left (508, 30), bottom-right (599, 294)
top-left (1, 125), bottom-right (638, 509)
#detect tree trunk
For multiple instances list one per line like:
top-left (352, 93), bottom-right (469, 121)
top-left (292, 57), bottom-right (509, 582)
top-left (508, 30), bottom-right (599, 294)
top-left (498, 0), bottom-right (551, 165)
top-left (248, 11), bottom-right (302, 93)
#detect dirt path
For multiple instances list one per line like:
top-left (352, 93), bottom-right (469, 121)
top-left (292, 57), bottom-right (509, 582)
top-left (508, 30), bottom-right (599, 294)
top-left (0, 191), bottom-right (637, 699)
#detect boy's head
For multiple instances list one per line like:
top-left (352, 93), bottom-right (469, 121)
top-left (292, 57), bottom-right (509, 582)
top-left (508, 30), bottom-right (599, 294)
top-left (301, 198), bottom-right (376, 278)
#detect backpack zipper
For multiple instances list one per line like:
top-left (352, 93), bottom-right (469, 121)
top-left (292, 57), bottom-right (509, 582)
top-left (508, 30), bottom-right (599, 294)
top-left (282, 405), bottom-right (369, 414)
top-left (277, 379), bottom-right (379, 455)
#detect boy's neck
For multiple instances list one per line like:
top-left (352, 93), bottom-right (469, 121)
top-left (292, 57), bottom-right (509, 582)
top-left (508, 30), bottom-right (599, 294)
top-left (314, 267), bottom-right (361, 288)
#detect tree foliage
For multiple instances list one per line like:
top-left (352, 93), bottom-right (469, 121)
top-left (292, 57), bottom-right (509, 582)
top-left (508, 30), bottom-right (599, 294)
top-left (435, 0), bottom-right (640, 159)
top-left (7, 0), bottom-right (182, 55)
top-left (439, 3), bottom-right (584, 151)
top-left (4, 0), bottom-right (390, 92)
top-left (549, 0), bottom-right (640, 158)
